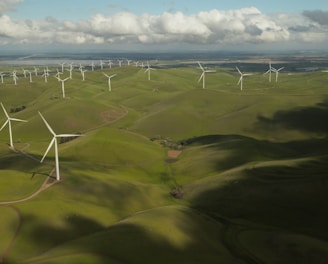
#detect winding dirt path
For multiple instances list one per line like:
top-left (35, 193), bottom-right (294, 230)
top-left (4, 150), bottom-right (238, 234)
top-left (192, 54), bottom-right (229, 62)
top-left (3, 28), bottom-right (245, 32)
top-left (0, 169), bottom-right (58, 205)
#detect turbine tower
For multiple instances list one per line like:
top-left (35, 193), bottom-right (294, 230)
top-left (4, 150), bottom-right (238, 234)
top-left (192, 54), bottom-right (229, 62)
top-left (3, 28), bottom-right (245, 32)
top-left (0, 102), bottom-right (27, 149)
top-left (39, 112), bottom-right (82, 181)
top-left (198, 62), bottom-right (216, 89)
top-left (236, 67), bottom-right (252, 91)
top-left (103, 73), bottom-right (117, 91)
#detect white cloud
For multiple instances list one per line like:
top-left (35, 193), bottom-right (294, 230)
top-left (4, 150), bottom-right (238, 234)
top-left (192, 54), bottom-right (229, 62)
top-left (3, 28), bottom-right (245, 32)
top-left (0, 7), bottom-right (327, 50)
top-left (0, 0), bottom-right (22, 14)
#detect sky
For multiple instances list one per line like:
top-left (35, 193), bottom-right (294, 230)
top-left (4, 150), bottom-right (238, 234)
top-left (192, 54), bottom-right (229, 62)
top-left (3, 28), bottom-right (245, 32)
top-left (0, 0), bottom-right (328, 53)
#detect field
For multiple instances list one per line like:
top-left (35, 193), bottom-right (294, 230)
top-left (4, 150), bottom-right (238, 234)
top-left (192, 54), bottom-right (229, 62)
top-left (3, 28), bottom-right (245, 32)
top-left (0, 56), bottom-right (328, 263)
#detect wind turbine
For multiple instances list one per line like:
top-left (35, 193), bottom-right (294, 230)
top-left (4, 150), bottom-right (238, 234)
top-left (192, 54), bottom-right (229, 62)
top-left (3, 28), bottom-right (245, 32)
top-left (198, 62), bottom-right (216, 89)
top-left (11, 71), bottom-right (18, 85)
top-left (145, 62), bottom-right (155, 81)
top-left (108, 60), bottom-right (113, 68)
top-left (22, 68), bottom-right (28, 78)
top-left (42, 69), bottom-right (49, 83)
top-left (34, 66), bottom-right (39, 76)
top-left (59, 62), bottom-right (66, 73)
top-left (236, 67), bottom-right (252, 91)
top-left (80, 69), bottom-right (87, 81)
top-left (273, 67), bottom-right (284, 82)
top-left (118, 59), bottom-right (123, 67)
top-left (99, 60), bottom-right (105, 70)
top-left (55, 76), bottom-right (70, 98)
top-left (38, 111), bottom-right (82, 181)
top-left (27, 71), bottom-right (33, 83)
top-left (0, 72), bottom-right (5, 84)
top-left (0, 102), bottom-right (27, 149)
top-left (264, 61), bottom-right (275, 82)
top-left (90, 61), bottom-right (95, 71)
top-left (66, 63), bottom-right (74, 79)
top-left (103, 73), bottom-right (117, 91)
top-left (127, 59), bottom-right (132, 66)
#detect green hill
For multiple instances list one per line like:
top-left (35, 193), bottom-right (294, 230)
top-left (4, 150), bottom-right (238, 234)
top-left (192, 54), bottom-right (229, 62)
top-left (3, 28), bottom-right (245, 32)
top-left (0, 62), bottom-right (328, 263)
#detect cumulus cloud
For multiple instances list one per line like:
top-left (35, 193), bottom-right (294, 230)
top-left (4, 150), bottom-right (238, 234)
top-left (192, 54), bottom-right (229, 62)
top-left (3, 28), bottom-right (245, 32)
top-left (0, 0), bottom-right (22, 14)
top-left (303, 10), bottom-right (328, 26)
top-left (0, 7), bottom-right (327, 49)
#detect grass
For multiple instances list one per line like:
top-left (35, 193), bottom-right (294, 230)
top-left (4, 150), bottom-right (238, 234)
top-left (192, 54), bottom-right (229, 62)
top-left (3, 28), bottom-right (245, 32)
top-left (0, 62), bottom-right (328, 263)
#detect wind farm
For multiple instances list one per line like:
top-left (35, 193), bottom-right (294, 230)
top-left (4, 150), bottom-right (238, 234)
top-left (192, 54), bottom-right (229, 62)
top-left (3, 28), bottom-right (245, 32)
top-left (0, 52), bottom-right (328, 264)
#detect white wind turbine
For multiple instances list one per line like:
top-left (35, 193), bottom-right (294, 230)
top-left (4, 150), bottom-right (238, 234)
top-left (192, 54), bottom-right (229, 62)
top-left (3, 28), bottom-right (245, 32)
top-left (42, 68), bottom-right (49, 83)
top-left (236, 67), bottom-right (252, 91)
top-left (108, 60), bottom-right (113, 68)
top-left (103, 73), bottom-right (117, 91)
top-left (66, 63), bottom-right (74, 79)
top-left (90, 61), bottom-right (95, 71)
top-left (55, 76), bottom-right (70, 98)
top-left (38, 111), bottom-right (82, 181)
top-left (22, 68), bottom-right (28, 78)
top-left (145, 62), bottom-right (156, 81)
top-left (127, 59), bottom-right (132, 66)
top-left (118, 59), bottom-right (123, 67)
top-left (0, 102), bottom-right (27, 149)
top-left (80, 69), bottom-right (87, 81)
top-left (99, 60), bottom-right (105, 70)
top-left (273, 66), bottom-right (284, 82)
top-left (198, 62), bottom-right (216, 89)
top-left (11, 71), bottom-right (18, 85)
top-left (59, 62), bottom-right (66, 73)
top-left (264, 61), bottom-right (275, 82)
top-left (27, 71), bottom-right (33, 83)
top-left (34, 66), bottom-right (39, 76)
top-left (0, 72), bottom-right (5, 84)
top-left (55, 69), bottom-right (63, 80)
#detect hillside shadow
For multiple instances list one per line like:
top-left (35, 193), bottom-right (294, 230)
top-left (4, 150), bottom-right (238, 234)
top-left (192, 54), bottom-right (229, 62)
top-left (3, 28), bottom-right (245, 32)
top-left (182, 101), bottom-right (328, 262)
top-left (11, 211), bottom-right (233, 264)
top-left (256, 99), bottom-right (328, 135)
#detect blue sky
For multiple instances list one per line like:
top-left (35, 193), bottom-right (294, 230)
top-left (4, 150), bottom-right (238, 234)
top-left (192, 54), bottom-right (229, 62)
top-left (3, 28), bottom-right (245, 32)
top-left (1, 0), bottom-right (328, 52)
top-left (9, 0), bottom-right (328, 20)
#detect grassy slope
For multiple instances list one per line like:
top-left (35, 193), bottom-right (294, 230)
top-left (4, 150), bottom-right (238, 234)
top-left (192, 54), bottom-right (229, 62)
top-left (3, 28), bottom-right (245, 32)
top-left (0, 64), bottom-right (328, 263)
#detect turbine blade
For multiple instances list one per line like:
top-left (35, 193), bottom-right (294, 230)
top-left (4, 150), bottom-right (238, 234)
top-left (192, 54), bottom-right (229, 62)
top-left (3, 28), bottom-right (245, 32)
top-left (9, 117), bottom-right (27, 122)
top-left (197, 62), bottom-right (204, 71)
top-left (264, 69), bottom-right (271, 75)
top-left (103, 73), bottom-right (109, 78)
top-left (0, 120), bottom-right (9, 131)
top-left (0, 103), bottom-right (9, 118)
top-left (41, 137), bottom-right (55, 163)
top-left (237, 76), bottom-right (242, 85)
top-left (236, 66), bottom-right (242, 74)
top-left (57, 134), bottom-right (82, 137)
top-left (198, 73), bottom-right (204, 83)
top-left (38, 112), bottom-right (56, 136)
top-left (109, 74), bottom-right (117, 78)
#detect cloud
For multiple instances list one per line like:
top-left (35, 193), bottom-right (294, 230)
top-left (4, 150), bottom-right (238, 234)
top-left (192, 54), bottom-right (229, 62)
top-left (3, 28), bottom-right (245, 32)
top-left (0, 7), bottom-right (327, 50)
top-left (0, 0), bottom-right (22, 14)
top-left (303, 10), bottom-right (328, 26)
